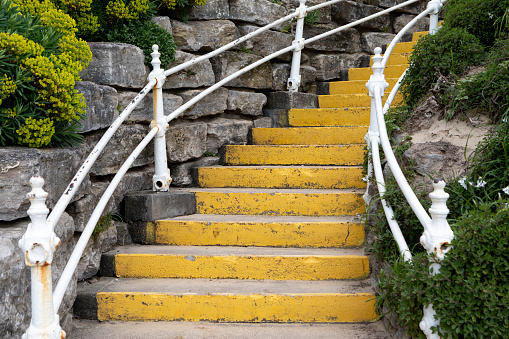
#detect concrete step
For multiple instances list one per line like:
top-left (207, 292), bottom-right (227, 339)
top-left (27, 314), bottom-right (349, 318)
top-left (223, 144), bottom-right (365, 166)
top-left (288, 107), bottom-right (370, 127)
top-left (389, 41), bottom-right (415, 54)
top-left (252, 126), bottom-right (368, 145)
top-left (329, 78), bottom-right (400, 95)
top-left (100, 245), bottom-right (369, 280)
top-left (70, 319), bottom-right (391, 339)
top-left (319, 92), bottom-right (403, 109)
top-left (189, 188), bottom-right (365, 216)
top-left (197, 166), bottom-right (365, 189)
top-left (413, 30), bottom-right (428, 41)
top-left (154, 214), bottom-right (365, 248)
top-left (75, 277), bottom-right (377, 322)
top-left (369, 53), bottom-right (410, 66)
top-left (348, 64), bottom-right (407, 81)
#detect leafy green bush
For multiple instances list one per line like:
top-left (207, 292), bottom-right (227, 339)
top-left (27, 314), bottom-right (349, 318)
top-left (444, 0), bottom-right (509, 46)
top-left (0, 0), bottom-right (91, 147)
top-left (433, 202), bottom-right (509, 338)
top-left (401, 27), bottom-right (485, 108)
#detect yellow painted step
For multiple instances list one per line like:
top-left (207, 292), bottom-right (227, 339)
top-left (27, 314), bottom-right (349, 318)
top-left (288, 108), bottom-right (370, 127)
top-left (191, 188), bottom-right (365, 216)
top-left (252, 127), bottom-right (368, 145)
top-left (98, 292), bottom-right (377, 323)
top-left (329, 78), bottom-right (399, 95)
top-left (155, 215), bottom-right (365, 247)
top-left (92, 278), bottom-right (378, 323)
top-left (224, 145), bottom-right (365, 166)
top-left (109, 246), bottom-right (369, 280)
top-left (412, 31), bottom-right (428, 41)
top-left (319, 93), bottom-right (403, 109)
top-left (390, 41), bottom-right (415, 54)
top-left (369, 53), bottom-right (410, 66)
top-left (197, 166), bottom-right (365, 189)
top-left (349, 64), bottom-right (407, 81)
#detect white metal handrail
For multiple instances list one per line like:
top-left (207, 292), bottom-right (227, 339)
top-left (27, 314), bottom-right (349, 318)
top-left (365, 1), bottom-right (454, 337)
top-left (19, 0), bottom-right (434, 337)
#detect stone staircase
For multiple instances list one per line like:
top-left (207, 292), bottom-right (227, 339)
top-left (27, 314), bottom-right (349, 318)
top-left (72, 32), bottom-right (421, 338)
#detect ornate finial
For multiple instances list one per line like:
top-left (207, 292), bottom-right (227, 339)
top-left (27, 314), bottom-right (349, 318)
top-left (299, 0), bottom-right (306, 6)
top-left (372, 47), bottom-right (383, 71)
top-left (27, 176), bottom-right (49, 225)
top-left (151, 44), bottom-right (161, 72)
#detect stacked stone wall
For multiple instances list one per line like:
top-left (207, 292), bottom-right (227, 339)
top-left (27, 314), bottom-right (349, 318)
top-left (0, 0), bottom-right (431, 337)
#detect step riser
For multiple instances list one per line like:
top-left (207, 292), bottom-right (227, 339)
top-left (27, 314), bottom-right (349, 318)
top-left (110, 254), bottom-right (369, 280)
top-left (369, 53), bottom-right (410, 67)
top-left (194, 192), bottom-right (365, 216)
top-left (319, 93), bottom-right (403, 109)
top-left (97, 293), bottom-right (377, 323)
top-left (288, 108), bottom-right (370, 127)
top-left (252, 127), bottom-right (368, 145)
top-left (224, 145), bottom-right (365, 166)
top-left (329, 79), bottom-right (399, 95)
top-left (197, 167), bottom-right (366, 189)
top-left (155, 221), bottom-right (366, 247)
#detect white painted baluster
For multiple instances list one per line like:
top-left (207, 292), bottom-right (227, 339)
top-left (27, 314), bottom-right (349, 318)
top-left (287, 0), bottom-right (307, 92)
top-left (19, 177), bottom-right (65, 339)
top-left (428, 0), bottom-right (445, 35)
top-left (419, 178), bottom-right (454, 338)
top-left (149, 44), bottom-right (172, 191)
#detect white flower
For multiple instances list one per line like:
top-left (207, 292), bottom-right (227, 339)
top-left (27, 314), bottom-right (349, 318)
top-left (362, 176), bottom-right (369, 182)
top-left (458, 177), bottom-right (467, 190)
top-left (475, 177), bottom-right (487, 188)
top-left (503, 186), bottom-right (509, 195)
top-left (488, 12), bottom-right (494, 19)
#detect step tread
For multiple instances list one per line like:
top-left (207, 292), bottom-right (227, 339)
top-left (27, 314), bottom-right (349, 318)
top-left (163, 214), bottom-right (362, 223)
top-left (105, 245), bottom-right (367, 257)
top-left (189, 187), bottom-right (364, 194)
top-left (71, 319), bottom-right (391, 339)
top-left (79, 277), bottom-right (375, 294)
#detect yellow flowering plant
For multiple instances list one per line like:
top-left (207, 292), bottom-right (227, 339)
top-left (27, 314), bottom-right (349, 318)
top-left (0, 0), bottom-right (91, 147)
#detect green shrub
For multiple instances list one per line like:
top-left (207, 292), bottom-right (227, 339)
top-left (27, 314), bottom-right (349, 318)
top-left (444, 0), bottom-right (509, 46)
top-left (0, 0), bottom-right (91, 147)
top-left (432, 202), bottom-right (509, 338)
top-left (401, 27), bottom-right (485, 109)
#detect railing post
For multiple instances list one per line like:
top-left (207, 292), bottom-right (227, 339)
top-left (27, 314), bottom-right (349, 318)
top-left (287, 0), bottom-right (307, 92)
top-left (364, 47), bottom-right (389, 203)
top-left (419, 178), bottom-right (454, 338)
top-left (18, 177), bottom-right (65, 339)
top-left (149, 44), bottom-right (172, 191)
top-left (427, 0), bottom-right (445, 35)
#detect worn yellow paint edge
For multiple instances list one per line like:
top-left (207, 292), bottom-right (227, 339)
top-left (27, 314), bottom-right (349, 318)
top-left (97, 292), bottom-right (377, 322)
top-left (113, 254), bottom-right (370, 280)
top-left (155, 220), bottom-right (366, 248)
top-left (251, 127), bottom-right (368, 145)
top-left (197, 167), bottom-right (366, 189)
top-left (288, 108), bottom-right (370, 127)
top-left (192, 191), bottom-right (366, 216)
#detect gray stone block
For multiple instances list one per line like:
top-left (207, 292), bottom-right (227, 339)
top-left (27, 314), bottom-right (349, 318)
top-left (303, 25), bottom-right (362, 53)
top-left (227, 90), bottom-right (267, 116)
top-left (170, 157), bottom-right (221, 187)
top-left (80, 42), bottom-right (148, 89)
top-left (151, 16), bottom-right (172, 35)
top-left (271, 64), bottom-right (317, 92)
top-left (310, 54), bottom-right (370, 81)
top-left (265, 91), bottom-right (318, 110)
top-left (172, 20), bottom-right (240, 53)
top-left (206, 117), bottom-right (253, 154)
top-left (210, 51), bottom-right (273, 89)
top-left (237, 24), bottom-right (293, 62)
top-left (75, 81), bottom-right (118, 133)
top-left (361, 32), bottom-right (397, 54)
top-left (253, 117), bottom-right (274, 128)
top-left (164, 51), bottom-right (216, 90)
top-left (123, 189), bottom-right (196, 222)
top-left (188, 0), bottom-right (229, 20)
top-left (177, 87), bottom-right (228, 119)
top-left (393, 13), bottom-right (430, 34)
top-left (229, 0), bottom-right (287, 27)
top-left (0, 147), bottom-right (89, 221)
top-left (332, 1), bottom-right (390, 31)
top-left (166, 121), bottom-right (208, 163)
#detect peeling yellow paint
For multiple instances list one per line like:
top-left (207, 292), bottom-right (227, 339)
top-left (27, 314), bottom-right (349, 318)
top-left (288, 108), bottom-right (370, 127)
top-left (348, 64), bottom-right (408, 81)
top-left (252, 126), bottom-right (368, 145)
top-left (192, 191), bottom-right (365, 216)
top-left (329, 78), bottom-right (399, 95)
top-left (224, 145), bottom-right (365, 166)
top-left (155, 220), bottom-right (365, 247)
top-left (197, 167), bottom-right (366, 189)
top-left (319, 92), bottom-right (403, 108)
top-left (114, 254), bottom-right (369, 280)
top-left (97, 292), bottom-right (377, 322)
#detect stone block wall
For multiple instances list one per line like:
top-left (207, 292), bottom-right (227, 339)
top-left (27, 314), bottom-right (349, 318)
top-left (0, 0), bottom-right (432, 337)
